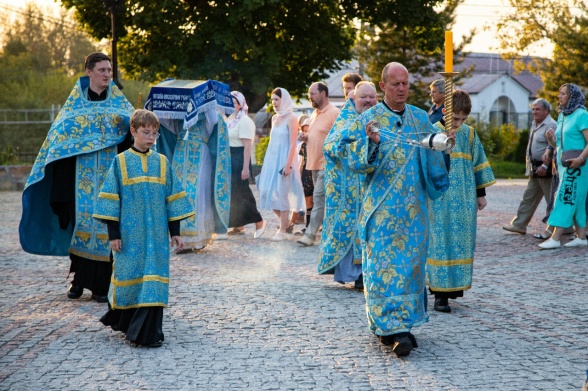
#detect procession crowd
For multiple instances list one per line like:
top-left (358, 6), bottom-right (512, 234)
top-left (18, 52), bottom-right (588, 357)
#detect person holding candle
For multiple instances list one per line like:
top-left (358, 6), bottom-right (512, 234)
top-left (426, 90), bottom-right (495, 313)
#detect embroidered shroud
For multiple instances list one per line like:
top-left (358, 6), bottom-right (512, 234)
top-left (146, 80), bottom-right (234, 248)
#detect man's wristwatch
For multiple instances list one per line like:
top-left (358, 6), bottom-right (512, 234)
top-left (541, 164), bottom-right (549, 169)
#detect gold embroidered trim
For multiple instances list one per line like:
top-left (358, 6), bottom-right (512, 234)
top-left (451, 152), bottom-right (472, 160)
top-left (169, 211), bottom-right (195, 222)
top-left (111, 303), bottom-right (168, 310)
top-left (111, 275), bottom-right (170, 287)
top-left (98, 192), bottom-right (120, 200)
top-left (120, 153), bottom-right (166, 185)
top-left (92, 214), bottom-right (120, 222)
top-left (69, 248), bottom-right (111, 262)
top-left (426, 258), bottom-right (473, 266)
top-left (166, 191), bottom-right (187, 202)
top-left (473, 161), bottom-right (491, 172)
top-left (476, 179), bottom-right (496, 189)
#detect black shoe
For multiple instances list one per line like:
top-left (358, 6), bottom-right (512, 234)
top-left (354, 275), bottom-right (364, 290)
top-left (91, 294), bottom-right (109, 303)
top-left (434, 297), bottom-right (451, 313)
top-left (148, 341), bottom-right (163, 348)
top-left (378, 335), bottom-right (394, 346)
top-left (67, 284), bottom-right (83, 299)
top-left (392, 336), bottom-right (413, 357)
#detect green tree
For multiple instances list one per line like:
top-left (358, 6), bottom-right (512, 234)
top-left (353, 0), bottom-right (473, 110)
top-left (0, 4), bottom-right (101, 108)
top-left (60, 0), bottom-right (356, 111)
top-left (496, 0), bottom-right (588, 103)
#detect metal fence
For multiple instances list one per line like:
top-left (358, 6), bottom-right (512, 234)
top-left (0, 106), bottom-right (61, 125)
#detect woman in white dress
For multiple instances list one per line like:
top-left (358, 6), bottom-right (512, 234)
top-left (257, 88), bottom-right (306, 241)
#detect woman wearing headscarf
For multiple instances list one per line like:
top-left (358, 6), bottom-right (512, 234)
top-left (256, 88), bottom-right (306, 241)
top-left (227, 91), bottom-right (267, 239)
top-left (539, 83), bottom-right (588, 249)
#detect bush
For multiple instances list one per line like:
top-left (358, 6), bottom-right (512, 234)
top-left (475, 121), bottom-right (520, 160)
top-left (255, 136), bottom-right (270, 165)
top-left (490, 160), bottom-right (527, 179)
top-left (0, 145), bottom-right (17, 165)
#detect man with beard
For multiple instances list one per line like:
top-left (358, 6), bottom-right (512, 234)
top-left (319, 81), bottom-right (378, 289)
top-left (297, 82), bottom-right (339, 246)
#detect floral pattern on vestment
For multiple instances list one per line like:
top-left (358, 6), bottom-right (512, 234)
top-left (426, 124), bottom-right (495, 292)
top-left (338, 103), bottom-right (449, 336)
top-left (93, 149), bottom-right (194, 309)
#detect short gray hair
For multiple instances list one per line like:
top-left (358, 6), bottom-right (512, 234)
top-left (532, 98), bottom-right (552, 111)
top-left (430, 79), bottom-right (445, 94)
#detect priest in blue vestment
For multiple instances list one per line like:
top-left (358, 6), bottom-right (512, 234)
top-left (94, 109), bottom-right (194, 347)
top-left (319, 81), bottom-right (378, 288)
top-left (337, 63), bottom-right (450, 357)
top-left (19, 53), bottom-right (133, 302)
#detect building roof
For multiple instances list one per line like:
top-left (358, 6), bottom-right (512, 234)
top-left (455, 53), bottom-right (543, 99)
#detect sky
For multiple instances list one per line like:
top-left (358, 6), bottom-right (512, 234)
top-left (0, 0), bottom-right (554, 59)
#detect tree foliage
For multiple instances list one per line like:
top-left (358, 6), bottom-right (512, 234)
top-left (354, 0), bottom-right (473, 109)
top-left (61, 0), bottom-right (356, 111)
top-left (0, 4), bottom-right (99, 108)
top-left (496, 0), bottom-right (588, 104)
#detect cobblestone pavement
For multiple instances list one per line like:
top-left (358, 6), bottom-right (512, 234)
top-left (0, 179), bottom-right (586, 390)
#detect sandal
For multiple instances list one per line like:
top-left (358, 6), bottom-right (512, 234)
top-left (228, 227), bottom-right (245, 235)
top-left (532, 231), bottom-right (552, 240)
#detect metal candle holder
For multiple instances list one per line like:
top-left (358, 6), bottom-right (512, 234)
top-left (438, 71), bottom-right (459, 133)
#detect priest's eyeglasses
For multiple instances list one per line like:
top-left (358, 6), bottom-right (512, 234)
top-left (140, 131), bottom-right (160, 139)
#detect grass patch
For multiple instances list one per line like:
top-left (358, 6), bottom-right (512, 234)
top-left (490, 160), bottom-right (526, 179)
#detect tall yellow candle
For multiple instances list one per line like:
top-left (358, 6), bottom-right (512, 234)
top-left (445, 30), bottom-right (453, 73)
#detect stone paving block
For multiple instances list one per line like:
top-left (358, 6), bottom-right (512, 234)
top-left (1, 183), bottom-right (588, 390)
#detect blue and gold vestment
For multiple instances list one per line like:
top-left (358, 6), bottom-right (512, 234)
top-left (319, 98), bottom-right (363, 281)
top-left (19, 77), bottom-right (133, 260)
top-left (338, 102), bottom-right (449, 336)
top-left (427, 124), bottom-right (495, 293)
top-left (93, 149), bottom-right (194, 309)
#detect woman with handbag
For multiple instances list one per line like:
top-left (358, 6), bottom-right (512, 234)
top-left (539, 83), bottom-right (588, 249)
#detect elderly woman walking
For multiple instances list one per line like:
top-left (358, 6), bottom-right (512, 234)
top-left (539, 83), bottom-right (588, 249)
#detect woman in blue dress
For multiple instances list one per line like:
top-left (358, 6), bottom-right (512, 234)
top-left (540, 83), bottom-right (588, 249)
top-left (257, 88), bottom-right (306, 241)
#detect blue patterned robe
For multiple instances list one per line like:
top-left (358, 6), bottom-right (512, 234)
top-left (161, 115), bottom-right (231, 249)
top-left (19, 77), bottom-right (133, 260)
top-left (319, 98), bottom-right (363, 281)
top-left (93, 149), bottom-right (194, 308)
top-left (426, 124), bottom-right (495, 292)
top-left (338, 102), bottom-right (449, 336)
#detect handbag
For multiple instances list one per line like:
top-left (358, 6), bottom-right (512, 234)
top-left (561, 150), bottom-right (585, 167)
top-left (560, 116), bottom-right (586, 168)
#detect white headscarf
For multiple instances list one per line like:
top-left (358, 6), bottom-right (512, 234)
top-left (273, 87), bottom-right (294, 118)
top-left (228, 91), bottom-right (248, 130)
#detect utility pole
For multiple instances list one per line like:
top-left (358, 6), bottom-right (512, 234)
top-left (103, 0), bottom-right (123, 89)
